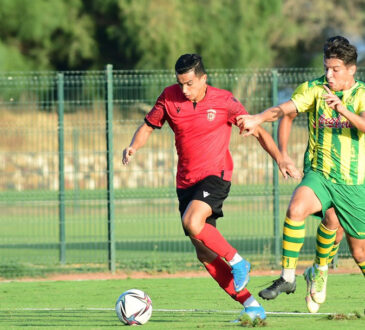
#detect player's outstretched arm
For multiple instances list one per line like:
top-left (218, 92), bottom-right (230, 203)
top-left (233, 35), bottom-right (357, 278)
top-left (278, 112), bottom-right (299, 168)
top-left (122, 123), bottom-right (154, 165)
top-left (236, 100), bottom-right (297, 137)
top-left (252, 125), bottom-right (302, 180)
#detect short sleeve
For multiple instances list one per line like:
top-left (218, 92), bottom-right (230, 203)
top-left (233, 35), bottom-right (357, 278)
top-left (145, 90), bottom-right (167, 129)
top-left (291, 82), bottom-right (316, 113)
top-left (227, 95), bottom-right (249, 125)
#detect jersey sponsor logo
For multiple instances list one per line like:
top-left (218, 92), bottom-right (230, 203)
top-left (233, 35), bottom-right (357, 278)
top-left (177, 106), bottom-right (181, 113)
top-left (314, 114), bottom-right (353, 129)
top-left (203, 191), bottom-right (210, 198)
top-left (207, 109), bottom-right (216, 121)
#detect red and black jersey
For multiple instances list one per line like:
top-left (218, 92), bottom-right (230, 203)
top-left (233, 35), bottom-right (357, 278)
top-left (145, 84), bottom-right (248, 188)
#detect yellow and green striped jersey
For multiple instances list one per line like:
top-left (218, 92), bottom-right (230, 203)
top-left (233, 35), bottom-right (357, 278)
top-left (291, 76), bottom-right (365, 185)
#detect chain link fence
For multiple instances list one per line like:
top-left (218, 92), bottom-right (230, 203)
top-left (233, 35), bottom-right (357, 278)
top-left (1, 67), bottom-right (362, 273)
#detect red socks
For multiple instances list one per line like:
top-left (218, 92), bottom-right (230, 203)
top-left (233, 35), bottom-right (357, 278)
top-left (195, 225), bottom-right (251, 304)
top-left (194, 223), bottom-right (237, 261)
top-left (205, 256), bottom-right (251, 304)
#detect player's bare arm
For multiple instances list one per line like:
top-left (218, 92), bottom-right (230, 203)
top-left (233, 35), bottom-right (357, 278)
top-left (252, 125), bottom-right (301, 180)
top-left (122, 123), bottom-right (154, 165)
top-left (236, 100), bottom-right (297, 137)
top-left (278, 112), bottom-right (297, 157)
top-left (278, 112), bottom-right (300, 169)
top-left (323, 85), bottom-right (365, 132)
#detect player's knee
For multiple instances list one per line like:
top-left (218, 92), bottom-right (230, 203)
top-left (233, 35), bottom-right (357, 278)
top-left (351, 246), bottom-right (365, 263)
top-left (182, 215), bottom-right (204, 236)
top-left (286, 202), bottom-right (307, 220)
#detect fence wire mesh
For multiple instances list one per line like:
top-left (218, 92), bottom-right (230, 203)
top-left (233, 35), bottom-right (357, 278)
top-left (1, 67), bottom-right (362, 272)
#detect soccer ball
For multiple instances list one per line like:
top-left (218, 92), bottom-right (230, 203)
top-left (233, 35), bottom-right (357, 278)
top-left (115, 289), bottom-right (152, 325)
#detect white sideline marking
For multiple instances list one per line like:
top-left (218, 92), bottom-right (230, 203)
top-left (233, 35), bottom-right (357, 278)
top-left (157, 309), bottom-right (337, 316)
top-left (0, 307), bottom-right (342, 316)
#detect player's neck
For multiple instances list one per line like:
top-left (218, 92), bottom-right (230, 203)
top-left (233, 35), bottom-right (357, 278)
top-left (193, 85), bottom-right (208, 103)
top-left (341, 78), bottom-right (356, 91)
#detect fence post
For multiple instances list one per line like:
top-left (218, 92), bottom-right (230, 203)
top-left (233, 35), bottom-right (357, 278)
top-left (72, 128), bottom-right (80, 212)
top-left (105, 64), bottom-right (116, 272)
top-left (271, 69), bottom-right (280, 266)
top-left (57, 73), bottom-right (66, 264)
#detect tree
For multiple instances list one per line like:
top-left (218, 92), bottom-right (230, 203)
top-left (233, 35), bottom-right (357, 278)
top-left (275, 0), bottom-right (365, 67)
top-left (0, 0), bottom-right (96, 70)
top-left (0, 0), bottom-right (364, 71)
top-left (91, 0), bottom-right (287, 69)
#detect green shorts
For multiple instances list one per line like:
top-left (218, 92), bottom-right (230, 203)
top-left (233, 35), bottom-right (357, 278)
top-left (297, 170), bottom-right (365, 239)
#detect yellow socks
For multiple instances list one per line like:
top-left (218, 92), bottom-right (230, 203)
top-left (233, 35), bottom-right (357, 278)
top-left (315, 222), bottom-right (337, 266)
top-left (358, 260), bottom-right (365, 277)
top-left (282, 217), bottom-right (305, 269)
top-left (327, 243), bottom-right (340, 265)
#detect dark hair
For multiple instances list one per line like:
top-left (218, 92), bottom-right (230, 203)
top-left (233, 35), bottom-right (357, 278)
top-left (323, 36), bottom-right (357, 65)
top-left (175, 54), bottom-right (206, 76)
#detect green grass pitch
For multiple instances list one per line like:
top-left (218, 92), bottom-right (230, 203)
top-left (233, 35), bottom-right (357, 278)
top-left (0, 274), bottom-right (364, 329)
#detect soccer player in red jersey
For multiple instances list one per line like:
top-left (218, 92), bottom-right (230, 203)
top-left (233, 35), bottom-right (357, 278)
top-left (123, 54), bottom-right (300, 322)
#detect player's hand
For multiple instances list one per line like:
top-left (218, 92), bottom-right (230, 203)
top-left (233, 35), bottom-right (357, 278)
top-left (281, 153), bottom-right (295, 166)
top-left (323, 85), bottom-right (346, 113)
top-left (278, 158), bottom-right (302, 180)
top-left (122, 146), bottom-right (136, 165)
top-left (237, 114), bottom-right (262, 137)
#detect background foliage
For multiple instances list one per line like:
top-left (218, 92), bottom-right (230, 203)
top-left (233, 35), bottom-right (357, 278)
top-left (1, 0), bottom-right (365, 71)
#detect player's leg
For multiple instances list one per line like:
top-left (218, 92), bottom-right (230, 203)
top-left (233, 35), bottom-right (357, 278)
top-left (259, 185), bottom-right (322, 300)
top-left (328, 225), bottom-right (343, 264)
top-left (304, 182), bottom-right (365, 311)
top-left (182, 176), bottom-right (250, 292)
top-left (329, 183), bottom-right (365, 277)
top-left (183, 199), bottom-right (250, 291)
top-left (345, 234), bottom-right (365, 277)
top-left (190, 237), bottom-right (266, 321)
top-left (304, 208), bottom-right (342, 312)
top-left (309, 209), bottom-right (342, 305)
top-left (316, 208), bottom-right (340, 267)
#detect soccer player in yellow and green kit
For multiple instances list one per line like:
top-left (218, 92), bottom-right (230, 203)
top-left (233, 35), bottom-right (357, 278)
top-left (278, 111), bottom-right (345, 313)
top-left (236, 36), bottom-right (365, 310)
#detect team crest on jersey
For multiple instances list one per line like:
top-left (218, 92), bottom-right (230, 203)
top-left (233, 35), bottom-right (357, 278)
top-left (207, 109), bottom-right (216, 121)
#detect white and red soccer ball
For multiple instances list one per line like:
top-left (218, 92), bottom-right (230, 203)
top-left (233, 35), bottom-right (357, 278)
top-left (115, 289), bottom-right (152, 325)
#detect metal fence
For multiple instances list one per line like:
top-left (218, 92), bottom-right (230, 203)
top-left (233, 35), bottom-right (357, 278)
top-left (1, 67), bottom-right (361, 272)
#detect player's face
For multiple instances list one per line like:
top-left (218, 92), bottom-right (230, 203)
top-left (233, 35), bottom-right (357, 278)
top-left (324, 58), bottom-right (356, 91)
top-left (176, 70), bottom-right (207, 102)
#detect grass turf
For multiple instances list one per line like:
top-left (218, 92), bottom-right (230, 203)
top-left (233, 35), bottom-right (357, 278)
top-left (0, 274), bottom-right (364, 329)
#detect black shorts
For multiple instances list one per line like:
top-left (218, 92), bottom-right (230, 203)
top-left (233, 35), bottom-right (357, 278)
top-left (176, 175), bottom-right (231, 235)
